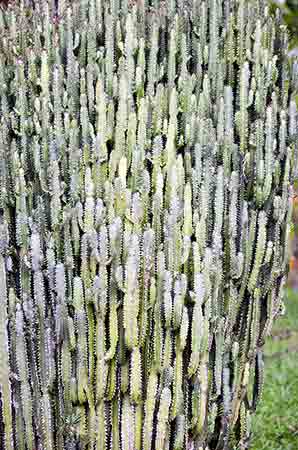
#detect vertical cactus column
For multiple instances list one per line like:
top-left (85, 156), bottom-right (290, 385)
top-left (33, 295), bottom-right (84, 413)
top-left (0, 0), bottom-right (297, 449)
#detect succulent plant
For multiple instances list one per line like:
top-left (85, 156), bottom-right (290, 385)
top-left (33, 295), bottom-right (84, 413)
top-left (0, 0), bottom-right (297, 449)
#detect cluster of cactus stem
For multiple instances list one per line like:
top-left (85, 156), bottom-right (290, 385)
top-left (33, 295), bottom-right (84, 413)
top-left (0, 0), bottom-right (297, 449)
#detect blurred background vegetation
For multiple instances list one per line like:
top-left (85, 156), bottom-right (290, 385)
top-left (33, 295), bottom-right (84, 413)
top-left (271, 1), bottom-right (298, 49)
top-left (0, 1), bottom-right (296, 448)
top-left (252, 3), bottom-right (298, 450)
top-left (252, 289), bottom-right (298, 450)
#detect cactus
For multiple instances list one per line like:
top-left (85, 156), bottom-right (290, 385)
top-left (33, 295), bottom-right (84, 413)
top-left (0, 0), bottom-right (297, 449)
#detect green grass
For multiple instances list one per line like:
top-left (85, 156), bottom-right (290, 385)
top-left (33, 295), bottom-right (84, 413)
top-left (251, 289), bottom-right (298, 450)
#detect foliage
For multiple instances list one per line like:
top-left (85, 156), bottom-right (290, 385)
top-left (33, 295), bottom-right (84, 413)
top-left (271, 1), bottom-right (298, 48)
top-left (0, 1), bottom-right (297, 449)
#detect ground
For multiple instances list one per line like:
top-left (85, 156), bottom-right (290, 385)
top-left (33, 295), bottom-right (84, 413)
top-left (251, 289), bottom-right (298, 450)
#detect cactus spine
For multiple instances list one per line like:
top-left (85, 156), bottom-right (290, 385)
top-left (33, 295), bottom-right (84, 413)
top-left (0, 1), bottom-right (296, 449)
